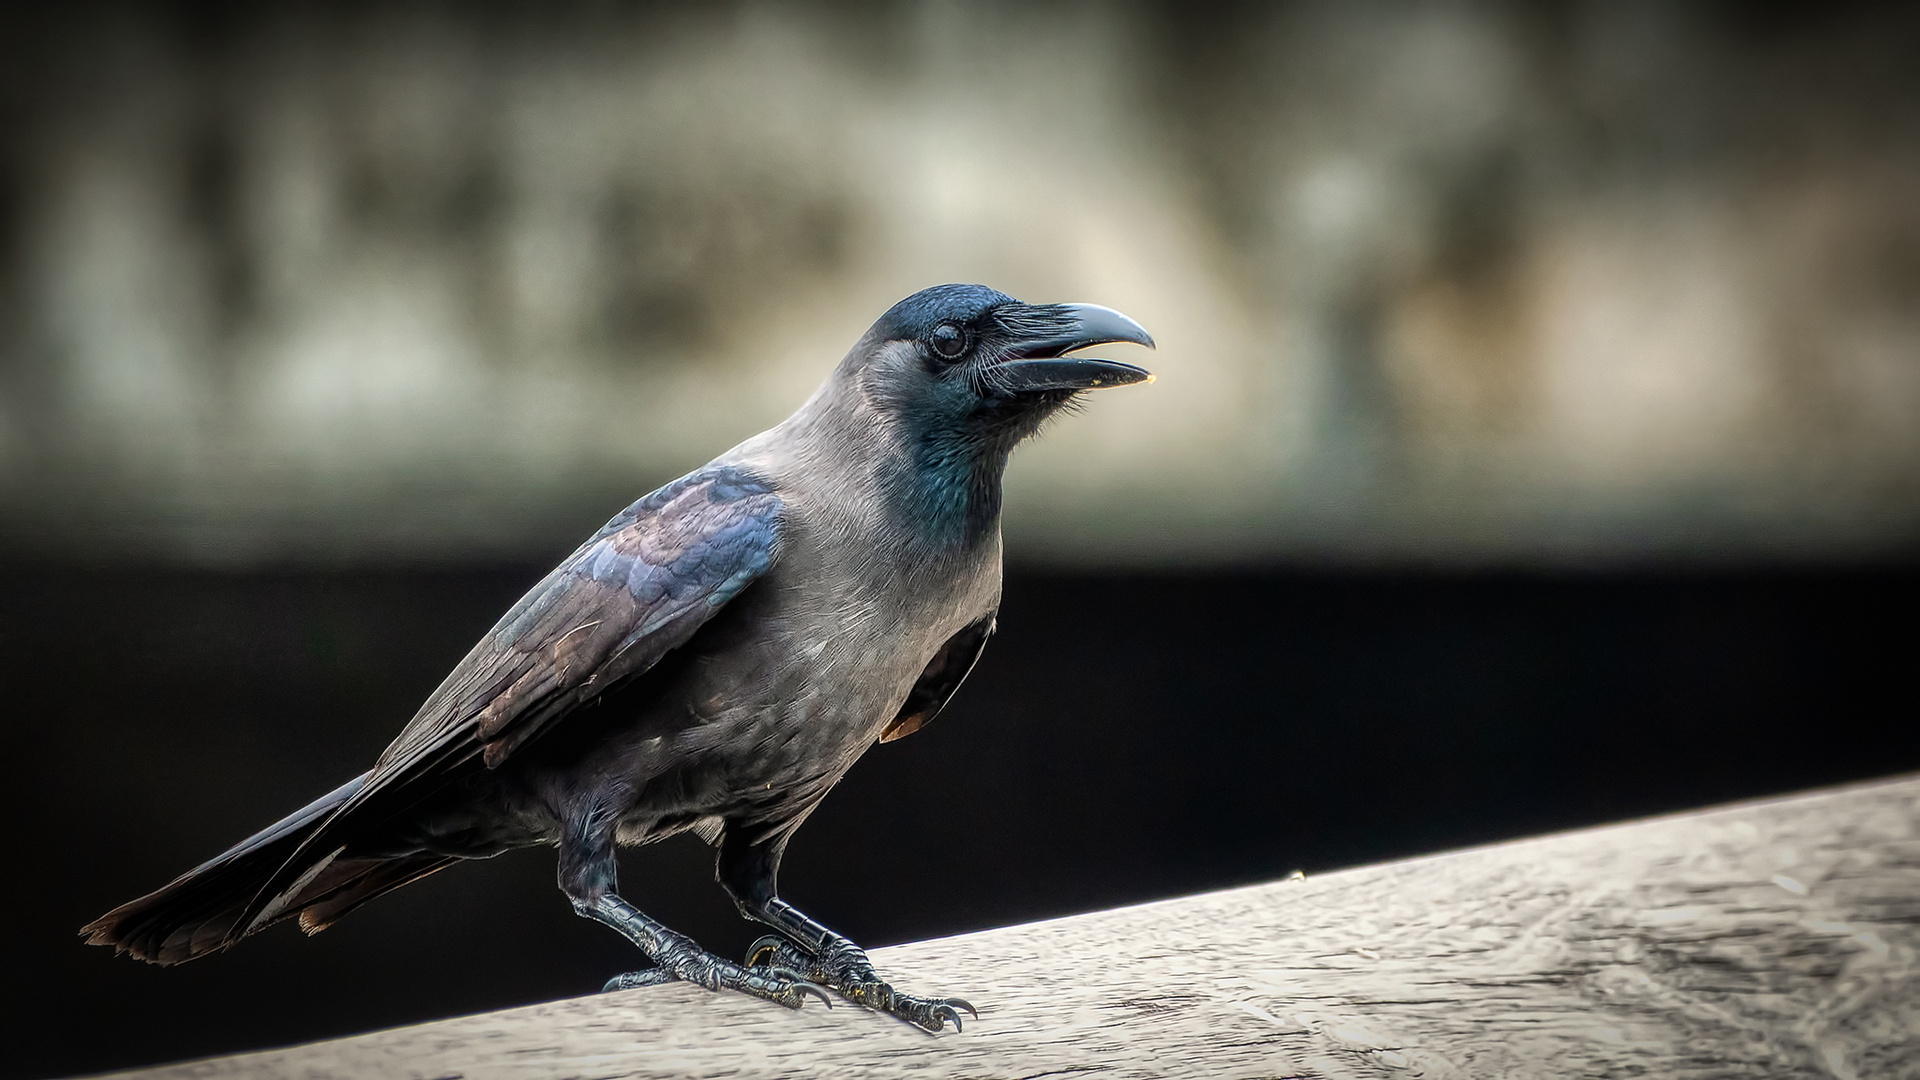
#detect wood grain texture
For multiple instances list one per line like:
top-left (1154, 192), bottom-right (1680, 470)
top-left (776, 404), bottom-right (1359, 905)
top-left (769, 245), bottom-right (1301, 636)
top-left (94, 775), bottom-right (1920, 1080)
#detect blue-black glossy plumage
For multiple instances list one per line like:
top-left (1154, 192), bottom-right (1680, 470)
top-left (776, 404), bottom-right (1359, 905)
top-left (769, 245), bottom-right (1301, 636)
top-left (865, 283), bottom-right (1018, 345)
top-left (573, 465), bottom-right (781, 616)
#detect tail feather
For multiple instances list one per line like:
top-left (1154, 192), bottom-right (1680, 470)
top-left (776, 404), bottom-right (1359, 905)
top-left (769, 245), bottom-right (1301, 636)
top-left (82, 775), bottom-right (369, 965)
top-left (295, 852), bottom-right (459, 934)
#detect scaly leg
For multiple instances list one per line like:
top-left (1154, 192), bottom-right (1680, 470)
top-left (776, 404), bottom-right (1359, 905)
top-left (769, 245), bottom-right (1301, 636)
top-left (719, 832), bottom-right (975, 1032)
top-left (561, 806), bottom-right (827, 1008)
top-left (575, 893), bottom-right (828, 1007)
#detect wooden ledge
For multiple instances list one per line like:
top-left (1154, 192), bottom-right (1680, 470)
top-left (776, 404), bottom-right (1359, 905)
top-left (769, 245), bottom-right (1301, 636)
top-left (95, 775), bottom-right (1920, 1079)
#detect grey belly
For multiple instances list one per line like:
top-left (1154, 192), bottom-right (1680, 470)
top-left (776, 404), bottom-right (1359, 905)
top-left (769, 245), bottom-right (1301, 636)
top-left (470, 547), bottom-right (992, 853)
top-left (543, 602), bottom-right (923, 847)
top-left (630, 661), bottom-right (905, 839)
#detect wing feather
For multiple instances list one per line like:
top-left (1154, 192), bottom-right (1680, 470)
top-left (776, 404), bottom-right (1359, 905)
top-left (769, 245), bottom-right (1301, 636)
top-left (235, 465), bottom-right (782, 938)
top-left (880, 613), bottom-right (995, 743)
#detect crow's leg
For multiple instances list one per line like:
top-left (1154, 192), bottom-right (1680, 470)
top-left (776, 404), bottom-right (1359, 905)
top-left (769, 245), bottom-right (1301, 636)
top-left (560, 809), bottom-right (827, 1008)
top-left (719, 831), bottom-right (975, 1032)
top-left (573, 893), bottom-right (829, 1005)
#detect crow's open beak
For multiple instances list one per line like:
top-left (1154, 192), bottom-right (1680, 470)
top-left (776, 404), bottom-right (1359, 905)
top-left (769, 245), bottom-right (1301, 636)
top-left (992, 303), bottom-right (1155, 393)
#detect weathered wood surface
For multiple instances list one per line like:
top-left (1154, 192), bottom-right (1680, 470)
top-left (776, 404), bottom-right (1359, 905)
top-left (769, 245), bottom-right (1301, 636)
top-left (96, 775), bottom-right (1920, 1080)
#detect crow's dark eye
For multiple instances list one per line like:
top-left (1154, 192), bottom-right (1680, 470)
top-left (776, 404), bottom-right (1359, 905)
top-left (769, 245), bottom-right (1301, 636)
top-left (929, 323), bottom-right (967, 360)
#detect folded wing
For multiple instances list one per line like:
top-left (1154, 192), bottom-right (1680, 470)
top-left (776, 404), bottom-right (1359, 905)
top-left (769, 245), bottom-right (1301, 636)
top-left (232, 464), bottom-right (783, 942)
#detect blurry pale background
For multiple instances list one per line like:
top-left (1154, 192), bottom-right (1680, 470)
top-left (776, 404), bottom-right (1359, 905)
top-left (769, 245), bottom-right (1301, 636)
top-left (5, 1), bottom-right (1915, 566)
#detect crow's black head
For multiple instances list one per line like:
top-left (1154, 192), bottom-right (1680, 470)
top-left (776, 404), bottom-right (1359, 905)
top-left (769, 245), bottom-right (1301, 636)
top-left (830, 283), bottom-right (1154, 545)
top-left (848, 283), bottom-right (1154, 440)
top-left (866, 283), bottom-right (1021, 347)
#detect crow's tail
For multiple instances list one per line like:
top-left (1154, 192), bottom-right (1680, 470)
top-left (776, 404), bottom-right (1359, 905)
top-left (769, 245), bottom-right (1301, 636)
top-left (81, 774), bottom-right (455, 965)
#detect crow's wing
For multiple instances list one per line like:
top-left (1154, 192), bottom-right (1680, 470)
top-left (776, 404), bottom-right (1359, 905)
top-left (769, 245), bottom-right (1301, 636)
top-left (880, 613), bottom-right (995, 743)
top-left (237, 465), bottom-right (781, 934)
top-left (376, 465), bottom-right (782, 777)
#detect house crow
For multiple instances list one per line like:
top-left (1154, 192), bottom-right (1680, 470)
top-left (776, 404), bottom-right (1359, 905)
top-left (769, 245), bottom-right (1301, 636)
top-left (83, 283), bottom-right (1154, 1033)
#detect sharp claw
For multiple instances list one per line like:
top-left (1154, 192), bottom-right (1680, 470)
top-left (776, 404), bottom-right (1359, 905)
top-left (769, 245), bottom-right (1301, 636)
top-left (946, 997), bottom-right (978, 1019)
top-left (745, 935), bottom-right (786, 967)
top-left (931, 1004), bottom-right (962, 1032)
top-left (794, 980), bottom-right (834, 1008)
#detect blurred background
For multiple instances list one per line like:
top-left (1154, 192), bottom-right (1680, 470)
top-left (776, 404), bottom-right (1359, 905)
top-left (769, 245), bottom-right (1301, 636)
top-left (3, 1), bottom-right (1916, 1076)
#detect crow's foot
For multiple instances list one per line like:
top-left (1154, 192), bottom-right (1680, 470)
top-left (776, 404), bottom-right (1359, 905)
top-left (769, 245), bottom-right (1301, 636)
top-left (591, 937), bottom-right (825, 1006)
top-left (603, 967), bottom-right (676, 991)
top-left (601, 947), bottom-right (830, 1008)
top-left (583, 898), bottom-right (831, 1010)
top-left (746, 935), bottom-right (976, 1032)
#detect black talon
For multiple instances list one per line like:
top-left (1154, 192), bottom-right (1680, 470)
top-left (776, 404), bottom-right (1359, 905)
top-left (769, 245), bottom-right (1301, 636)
top-left (932, 1004), bottom-right (962, 1032)
top-left (947, 998), bottom-right (978, 1019)
top-left (745, 935), bottom-right (787, 967)
top-left (794, 981), bottom-right (834, 1008)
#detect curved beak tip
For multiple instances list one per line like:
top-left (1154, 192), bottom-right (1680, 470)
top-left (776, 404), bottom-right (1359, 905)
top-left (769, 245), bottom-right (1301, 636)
top-left (1061, 302), bottom-right (1155, 352)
